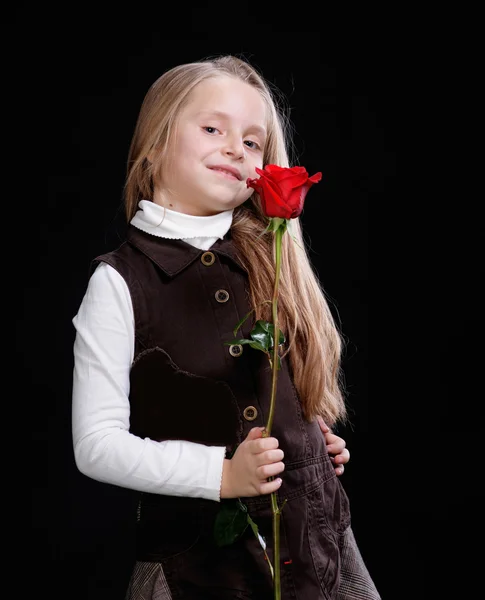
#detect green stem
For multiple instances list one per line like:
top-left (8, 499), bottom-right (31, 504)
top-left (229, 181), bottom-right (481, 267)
top-left (272, 503), bottom-right (281, 599)
top-left (264, 223), bottom-right (284, 600)
top-left (265, 224), bottom-right (283, 436)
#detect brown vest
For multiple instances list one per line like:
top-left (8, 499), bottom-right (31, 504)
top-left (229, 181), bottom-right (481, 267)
top-left (93, 224), bottom-right (351, 599)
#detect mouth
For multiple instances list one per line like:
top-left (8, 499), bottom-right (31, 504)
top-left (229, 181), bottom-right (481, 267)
top-left (208, 165), bottom-right (242, 181)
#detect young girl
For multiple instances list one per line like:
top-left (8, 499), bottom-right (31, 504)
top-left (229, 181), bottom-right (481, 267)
top-left (72, 55), bottom-right (380, 599)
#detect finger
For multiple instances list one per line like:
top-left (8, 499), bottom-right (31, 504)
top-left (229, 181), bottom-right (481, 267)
top-left (316, 415), bottom-right (330, 433)
top-left (253, 437), bottom-right (279, 453)
top-left (257, 461), bottom-right (285, 480)
top-left (326, 436), bottom-right (346, 455)
top-left (257, 449), bottom-right (284, 465)
top-left (258, 477), bottom-right (283, 495)
top-left (330, 448), bottom-right (350, 464)
top-left (335, 464), bottom-right (345, 476)
top-left (324, 432), bottom-right (339, 447)
top-left (246, 427), bottom-right (265, 441)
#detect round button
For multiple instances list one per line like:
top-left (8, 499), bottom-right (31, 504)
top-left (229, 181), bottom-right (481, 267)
top-left (243, 406), bottom-right (258, 421)
top-left (215, 289), bottom-right (230, 303)
top-left (229, 344), bottom-right (243, 357)
top-left (201, 251), bottom-right (215, 266)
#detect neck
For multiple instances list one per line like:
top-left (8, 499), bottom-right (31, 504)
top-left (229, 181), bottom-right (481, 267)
top-left (152, 189), bottom-right (225, 217)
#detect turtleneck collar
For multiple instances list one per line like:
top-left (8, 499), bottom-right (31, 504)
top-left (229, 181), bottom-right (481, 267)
top-left (130, 200), bottom-right (234, 244)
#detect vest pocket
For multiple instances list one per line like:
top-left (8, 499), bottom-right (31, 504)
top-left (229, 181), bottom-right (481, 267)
top-left (129, 345), bottom-right (241, 448)
top-left (306, 473), bottom-right (351, 597)
top-left (314, 467), bottom-right (351, 537)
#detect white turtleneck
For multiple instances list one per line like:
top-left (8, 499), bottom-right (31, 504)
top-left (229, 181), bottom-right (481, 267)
top-left (72, 200), bottom-right (234, 502)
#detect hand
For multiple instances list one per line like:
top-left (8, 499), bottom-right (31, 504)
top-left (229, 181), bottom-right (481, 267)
top-left (316, 416), bottom-right (350, 476)
top-left (220, 427), bottom-right (285, 499)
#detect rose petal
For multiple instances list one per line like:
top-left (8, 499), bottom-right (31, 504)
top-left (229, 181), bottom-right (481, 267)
top-left (308, 172), bottom-right (322, 183)
top-left (260, 179), bottom-right (293, 219)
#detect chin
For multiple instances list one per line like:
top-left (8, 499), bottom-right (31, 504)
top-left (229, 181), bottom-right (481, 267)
top-left (203, 193), bottom-right (243, 210)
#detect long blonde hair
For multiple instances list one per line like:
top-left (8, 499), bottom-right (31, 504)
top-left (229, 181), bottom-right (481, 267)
top-left (124, 55), bottom-right (347, 426)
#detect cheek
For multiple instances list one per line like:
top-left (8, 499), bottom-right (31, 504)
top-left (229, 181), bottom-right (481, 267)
top-left (247, 160), bottom-right (263, 177)
top-left (242, 187), bottom-right (256, 201)
top-left (175, 129), bottom-right (209, 160)
top-left (171, 139), bottom-right (207, 178)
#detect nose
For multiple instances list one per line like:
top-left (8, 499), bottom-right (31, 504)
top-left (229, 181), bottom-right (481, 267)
top-left (222, 136), bottom-right (245, 160)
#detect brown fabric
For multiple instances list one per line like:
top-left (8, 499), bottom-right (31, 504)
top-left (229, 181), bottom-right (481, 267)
top-left (125, 526), bottom-right (380, 600)
top-left (94, 225), bottom-right (378, 599)
top-left (129, 346), bottom-right (241, 446)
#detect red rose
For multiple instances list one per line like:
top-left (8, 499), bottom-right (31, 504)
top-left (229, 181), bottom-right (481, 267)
top-left (246, 165), bottom-right (322, 219)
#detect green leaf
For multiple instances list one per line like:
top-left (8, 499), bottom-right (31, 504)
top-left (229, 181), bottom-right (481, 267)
top-left (213, 499), bottom-right (249, 547)
top-left (249, 320), bottom-right (286, 353)
top-left (247, 512), bottom-right (274, 579)
top-left (231, 311), bottom-right (254, 338)
top-left (222, 339), bottom-right (269, 354)
top-left (254, 320), bottom-right (271, 333)
top-left (266, 324), bottom-right (286, 347)
top-left (253, 222), bottom-right (273, 241)
top-left (228, 301), bottom-right (273, 338)
top-left (223, 338), bottom-right (256, 346)
top-left (249, 320), bottom-right (273, 351)
top-left (223, 322), bottom-right (285, 358)
top-left (246, 512), bottom-right (265, 549)
top-left (247, 341), bottom-right (268, 352)
top-left (267, 217), bottom-right (288, 233)
top-left (236, 498), bottom-right (248, 513)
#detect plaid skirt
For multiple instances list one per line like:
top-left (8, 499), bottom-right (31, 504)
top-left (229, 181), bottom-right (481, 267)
top-left (124, 526), bottom-right (380, 600)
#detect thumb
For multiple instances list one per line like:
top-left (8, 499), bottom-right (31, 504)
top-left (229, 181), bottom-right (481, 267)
top-left (246, 426), bottom-right (265, 440)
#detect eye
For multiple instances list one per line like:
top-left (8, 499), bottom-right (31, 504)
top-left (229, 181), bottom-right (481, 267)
top-left (244, 140), bottom-right (261, 150)
top-left (203, 126), bottom-right (220, 134)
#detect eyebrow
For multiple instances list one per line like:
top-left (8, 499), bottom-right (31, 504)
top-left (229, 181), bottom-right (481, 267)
top-left (197, 110), bottom-right (267, 138)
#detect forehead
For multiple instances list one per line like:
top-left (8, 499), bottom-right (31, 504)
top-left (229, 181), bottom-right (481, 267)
top-left (182, 76), bottom-right (267, 129)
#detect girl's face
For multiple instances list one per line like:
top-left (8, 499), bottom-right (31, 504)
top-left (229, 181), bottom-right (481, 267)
top-left (153, 76), bottom-right (267, 216)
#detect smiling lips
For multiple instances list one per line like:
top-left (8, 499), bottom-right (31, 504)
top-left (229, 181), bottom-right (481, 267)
top-left (208, 165), bottom-right (242, 181)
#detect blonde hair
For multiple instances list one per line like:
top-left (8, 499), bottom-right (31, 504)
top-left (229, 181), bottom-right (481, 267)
top-left (124, 55), bottom-right (347, 426)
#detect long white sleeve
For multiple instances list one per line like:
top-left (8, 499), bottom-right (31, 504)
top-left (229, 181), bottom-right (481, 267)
top-left (72, 262), bottom-right (226, 502)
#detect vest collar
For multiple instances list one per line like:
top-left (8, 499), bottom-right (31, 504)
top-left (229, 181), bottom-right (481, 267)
top-left (126, 224), bottom-right (248, 277)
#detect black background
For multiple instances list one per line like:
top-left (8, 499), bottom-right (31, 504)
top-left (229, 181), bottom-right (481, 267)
top-left (29, 14), bottom-right (483, 600)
